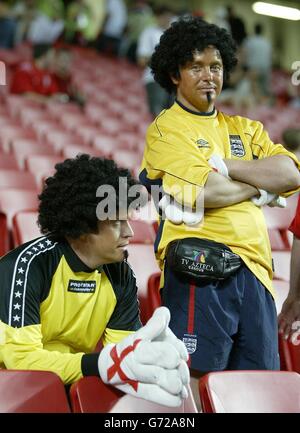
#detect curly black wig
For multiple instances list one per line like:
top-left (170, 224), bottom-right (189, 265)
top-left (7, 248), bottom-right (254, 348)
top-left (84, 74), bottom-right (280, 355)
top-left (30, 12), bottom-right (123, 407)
top-left (38, 154), bottom-right (139, 239)
top-left (150, 17), bottom-right (238, 93)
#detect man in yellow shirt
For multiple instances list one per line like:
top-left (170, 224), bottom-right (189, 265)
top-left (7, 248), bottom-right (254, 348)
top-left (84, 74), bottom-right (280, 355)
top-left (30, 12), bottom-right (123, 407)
top-left (0, 154), bottom-right (189, 407)
top-left (139, 17), bottom-right (300, 394)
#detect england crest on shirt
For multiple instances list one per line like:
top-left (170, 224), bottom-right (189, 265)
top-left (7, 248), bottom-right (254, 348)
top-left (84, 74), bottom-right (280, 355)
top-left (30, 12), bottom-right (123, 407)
top-left (229, 135), bottom-right (245, 157)
top-left (183, 334), bottom-right (198, 354)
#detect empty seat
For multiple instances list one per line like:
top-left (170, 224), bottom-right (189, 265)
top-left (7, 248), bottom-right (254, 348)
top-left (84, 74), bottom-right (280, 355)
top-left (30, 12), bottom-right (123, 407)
top-left (199, 370), bottom-right (300, 413)
top-left (0, 169), bottom-right (37, 190)
top-left (268, 228), bottom-right (290, 251)
top-left (12, 211), bottom-right (40, 246)
top-left (0, 188), bottom-right (38, 255)
top-left (0, 125), bottom-right (34, 152)
top-left (126, 244), bottom-right (160, 324)
top-left (0, 152), bottom-right (19, 169)
top-left (272, 251), bottom-right (291, 281)
top-left (44, 130), bottom-right (82, 152)
top-left (25, 155), bottom-right (64, 187)
top-left (70, 376), bottom-right (197, 413)
top-left (273, 278), bottom-right (289, 313)
top-left (129, 220), bottom-right (156, 244)
top-left (278, 333), bottom-right (300, 374)
top-left (146, 272), bottom-right (162, 321)
top-left (112, 149), bottom-right (142, 171)
top-left (0, 370), bottom-right (70, 413)
top-left (62, 145), bottom-right (100, 159)
top-left (11, 139), bottom-right (57, 169)
top-left (263, 194), bottom-right (299, 230)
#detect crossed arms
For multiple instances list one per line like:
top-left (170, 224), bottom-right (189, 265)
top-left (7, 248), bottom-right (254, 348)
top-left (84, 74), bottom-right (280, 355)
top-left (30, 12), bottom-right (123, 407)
top-left (204, 155), bottom-right (300, 208)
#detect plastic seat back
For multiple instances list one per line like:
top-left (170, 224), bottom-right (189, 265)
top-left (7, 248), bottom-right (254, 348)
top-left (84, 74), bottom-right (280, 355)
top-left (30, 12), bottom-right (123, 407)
top-left (199, 371), bottom-right (300, 413)
top-left (0, 370), bottom-right (71, 413)
top-left (70, 376), bottom-right (197, 413)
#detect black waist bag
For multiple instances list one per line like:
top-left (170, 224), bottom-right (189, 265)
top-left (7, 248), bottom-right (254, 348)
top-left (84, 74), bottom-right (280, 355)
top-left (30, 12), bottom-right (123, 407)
top-left (166, 238), bottom-right (242, 282)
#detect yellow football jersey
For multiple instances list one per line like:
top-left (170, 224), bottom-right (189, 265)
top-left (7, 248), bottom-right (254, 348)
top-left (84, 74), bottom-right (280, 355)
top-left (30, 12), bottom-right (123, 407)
top-left (140, 101), bottom-right (300, 297)
top-left (0, 236), bottom-right (141, 384)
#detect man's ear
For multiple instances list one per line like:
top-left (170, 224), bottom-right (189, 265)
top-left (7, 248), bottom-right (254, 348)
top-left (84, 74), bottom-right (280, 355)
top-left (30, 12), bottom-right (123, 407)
top-left (170, 71), bottom-right (180, 86)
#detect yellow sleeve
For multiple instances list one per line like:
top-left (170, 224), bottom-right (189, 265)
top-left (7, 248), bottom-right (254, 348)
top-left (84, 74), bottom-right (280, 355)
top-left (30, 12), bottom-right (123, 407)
top-left (250, 120), bottom-right (300, 197)
top-left (101, 327), bottom-right (135, 346)
top-left (0, 322), bottom-right (84, 385)
top-left (141, 127), bottom-right (212, 207)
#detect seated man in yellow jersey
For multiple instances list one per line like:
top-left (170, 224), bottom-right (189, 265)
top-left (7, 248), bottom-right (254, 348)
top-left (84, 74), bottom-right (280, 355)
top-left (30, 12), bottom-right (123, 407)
top-left (138, 17), bottom-right (300, 406)
top-left (0, 154), bottom-right (189, 407)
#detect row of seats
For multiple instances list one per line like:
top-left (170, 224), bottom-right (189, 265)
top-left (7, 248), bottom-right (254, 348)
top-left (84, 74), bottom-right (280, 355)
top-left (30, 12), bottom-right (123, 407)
top-left (1, 369), bottom-right (299, 413)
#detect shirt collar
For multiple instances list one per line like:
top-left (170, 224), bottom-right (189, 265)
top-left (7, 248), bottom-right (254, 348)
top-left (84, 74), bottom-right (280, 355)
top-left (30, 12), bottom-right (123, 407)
top-left (62, 240), bottom-right (103, 273)
top-left (175, 99), bottom-right (217, 117)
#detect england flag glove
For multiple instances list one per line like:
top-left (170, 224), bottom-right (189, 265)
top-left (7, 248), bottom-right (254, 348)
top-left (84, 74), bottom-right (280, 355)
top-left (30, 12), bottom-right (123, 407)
top-left (209, 154), bottom-right (230, 178)
top-left (98, 307), bottom-right (190, 407)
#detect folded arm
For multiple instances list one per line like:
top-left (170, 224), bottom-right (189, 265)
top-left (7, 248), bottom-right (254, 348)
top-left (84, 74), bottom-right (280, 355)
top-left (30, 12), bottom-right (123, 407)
top-left (203, 171), bottom-right (259, 208)
top-left (224, 156), bottom-right (300, 194)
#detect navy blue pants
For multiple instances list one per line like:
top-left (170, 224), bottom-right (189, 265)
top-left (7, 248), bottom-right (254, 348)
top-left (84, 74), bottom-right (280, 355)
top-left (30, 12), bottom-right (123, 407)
top-left (161, 263), bottom-right (279, 372)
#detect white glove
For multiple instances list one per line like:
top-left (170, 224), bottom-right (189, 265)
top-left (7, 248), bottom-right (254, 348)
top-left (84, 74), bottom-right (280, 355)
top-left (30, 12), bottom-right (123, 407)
top-left (268, 195), bottom-right (287, 208)
top-left (251, 189), bottom-right (287, 208)
top-left (98, 307), bottom-right (190, 407)
top-left (209, 154), bottom-right (230, 178)
top-left (159, 194), bottom-right (203, 226)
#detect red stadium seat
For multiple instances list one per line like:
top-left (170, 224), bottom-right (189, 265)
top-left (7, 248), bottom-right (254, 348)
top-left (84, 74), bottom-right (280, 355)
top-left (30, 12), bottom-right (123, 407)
top-left (62, 145), bottom-right (100, 159)
top-left (199, 370), bottom-right (300, 413)
top-left (129, 219), bottom-right (156, 244)
top-left (147, 272), bottom-right (162, 319)
top-left (0, 152), bottom-right (19, 169)
top-left (126, 244), bottom-right (160, 324)
top-left (112, 149), bottom-right (142, 171)
top-left (11, 139), bottom-right (58, 169)
top-left (25, 155), bottom-right (64, 187)
top-left (268, 228), bottom-right (290, 251)
top-left (0, 169), bottom-right (37, 190)
top-left (0, 189), bottom-right (38, 255)
top-left (273, 278), bottom-right (289, 314)
top-left (0, 125), bottom-right (34, 152)
top-left (278, 333), bottom-right (300, 374)
top-left (44, 130), bottom-right (82, 152)
top-left (70, 376), bottom-right (197, 413)
top-left (272, 251), bottom-right (291, 281)
top-left (263, 194), bottom-right (299, 231)
top-left (0, 370), bottom-right (70, 413)
top-left (12, 211), bottom-right (40, 246)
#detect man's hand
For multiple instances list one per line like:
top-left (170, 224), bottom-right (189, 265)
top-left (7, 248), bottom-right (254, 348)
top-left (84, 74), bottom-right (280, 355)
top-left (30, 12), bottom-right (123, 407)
top-left (98, 307), bottom-right (190, 407)
top-left (251, 189), bottom-right (286, 208)
top-left (278, 297), bottom-right (300, 341)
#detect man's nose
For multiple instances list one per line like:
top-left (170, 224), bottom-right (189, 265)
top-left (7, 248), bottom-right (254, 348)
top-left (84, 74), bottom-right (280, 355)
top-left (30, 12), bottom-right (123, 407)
top-left (123, 220), bottom-right (134, 238)
top-left (201, 67), bottom-right (213, 81)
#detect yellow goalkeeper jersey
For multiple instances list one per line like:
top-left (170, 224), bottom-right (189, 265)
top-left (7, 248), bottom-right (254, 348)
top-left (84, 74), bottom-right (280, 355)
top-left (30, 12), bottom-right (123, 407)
top-left (140, 101), bottom-right (300, 297)
top-left (0, 236), bottom-right (141, 384)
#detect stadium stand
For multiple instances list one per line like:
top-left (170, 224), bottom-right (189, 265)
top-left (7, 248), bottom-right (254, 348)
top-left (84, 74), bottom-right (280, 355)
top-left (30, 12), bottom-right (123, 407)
top-left (1, 21), bottom-right (300, 412)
